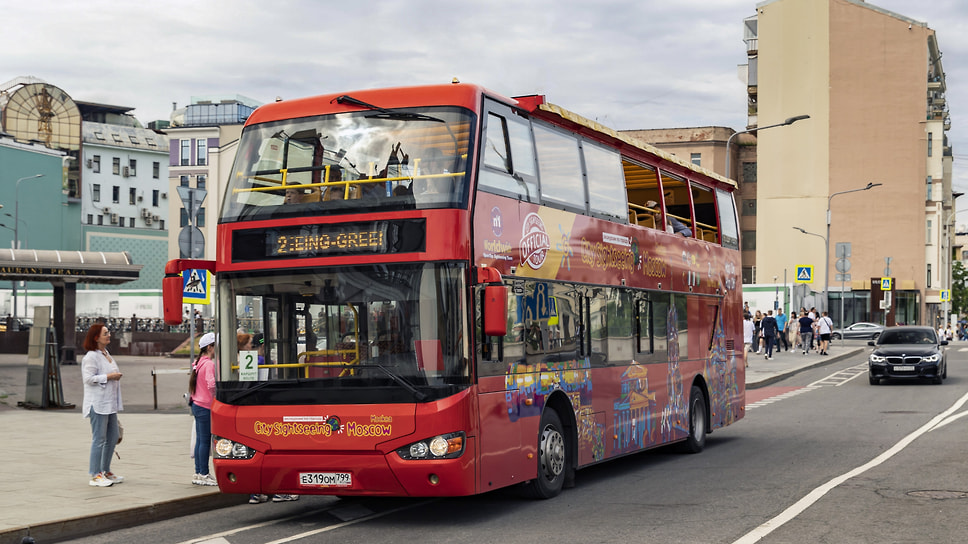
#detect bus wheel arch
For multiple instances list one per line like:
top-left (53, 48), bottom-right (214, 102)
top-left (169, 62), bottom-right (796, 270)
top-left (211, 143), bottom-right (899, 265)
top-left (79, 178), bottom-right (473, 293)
top-left (522, 392), bottom-right (575, 499)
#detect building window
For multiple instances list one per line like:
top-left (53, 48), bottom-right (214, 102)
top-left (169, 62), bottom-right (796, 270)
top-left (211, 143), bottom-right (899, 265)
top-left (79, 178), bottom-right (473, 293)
top-left (129, 159), bottom-right (137, 177)
top-left (928, 132), bottom-right (933, 157)
top-left (129, 187), bottom-right (137, 205)
top-left (130, 217), bottom-right (136, 228)
top-left (152, 189), bottom-right (159, 207)
top-left (129, 135), bottom-right (139, 144)
top-left (118, 216), bottom-right (124, 226)
top-left (927, 219), bottom-right (932, 245)
top-left (93, 184), bottom-right (101, 202)
top-left (87, 214), bottom-right (93, 224)
top-left (113, 157), bottom-right (121, 175)
top-left (97, 215), bottom-right (103, 225)
top-left (92, 155), bottom-right (101, 173)
top-left (153, 161), bottom-right (160, 179)
top-left (197, 174), bottom-right (206, 190)
top-left (180, 208), bottom-right (188, 227)
top-left (112, 186), bottom-right (120, 203)
top-left (741, 162), bottom-right (757, 184)
top-left (690, 152), bottom-right (701, 166)
top-left (160, 219), bottom-right (165, 230)
top-left (197, 139), bottom-right (207, 166)
top-left (180, 175), bottom-right (190, 187)
top-left (927, 263), bottom-right (932, 288)
top-left (741, 230), bottom-right (756, 251)
top-left (742, 199), bottom-right (757, 216)
top-left (197, 207), bottom-right (206, 227)
top-left (181, 139), bottom-right (191, 166)
top-left (926, 176), bottom-right (933, 200)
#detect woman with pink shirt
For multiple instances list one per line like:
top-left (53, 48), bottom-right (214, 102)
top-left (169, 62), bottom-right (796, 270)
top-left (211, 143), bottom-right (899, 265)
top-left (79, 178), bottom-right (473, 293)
top-left (189, 332), bottom-right (218, 486)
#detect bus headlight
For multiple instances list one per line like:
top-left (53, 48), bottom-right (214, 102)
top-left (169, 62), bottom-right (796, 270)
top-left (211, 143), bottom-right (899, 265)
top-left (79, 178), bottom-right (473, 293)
top-left (396, 431), bottom-right (465, 460)
top-left (213, 436), bottom-right (257, 459)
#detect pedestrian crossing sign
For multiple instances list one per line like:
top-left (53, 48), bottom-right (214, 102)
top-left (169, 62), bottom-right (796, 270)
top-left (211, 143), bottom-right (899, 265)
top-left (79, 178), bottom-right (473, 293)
top-left (880, 277), bottom-right (893, 291)
top-left (940, 289), bottom-right (950, 302)
top-left (182, 268), bottom-right (212, 305)
top-left (795, 265), bottom-right (814, 284)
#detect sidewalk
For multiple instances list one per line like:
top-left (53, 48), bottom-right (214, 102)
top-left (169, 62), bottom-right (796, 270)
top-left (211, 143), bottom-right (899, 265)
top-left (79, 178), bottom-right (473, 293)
top-left (0, 343), bottom-right (864, 543)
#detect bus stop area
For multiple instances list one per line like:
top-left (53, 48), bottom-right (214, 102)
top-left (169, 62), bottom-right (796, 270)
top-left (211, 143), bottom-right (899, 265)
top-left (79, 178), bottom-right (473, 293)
top-left (0, 346), bottom-right (862, 543)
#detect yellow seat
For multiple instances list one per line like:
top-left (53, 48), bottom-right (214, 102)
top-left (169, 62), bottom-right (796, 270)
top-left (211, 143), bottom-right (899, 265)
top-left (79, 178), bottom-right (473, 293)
top-left (703, 230), bottom-right (718, 243)
top-left (637, 214), bottom-right (656, 229)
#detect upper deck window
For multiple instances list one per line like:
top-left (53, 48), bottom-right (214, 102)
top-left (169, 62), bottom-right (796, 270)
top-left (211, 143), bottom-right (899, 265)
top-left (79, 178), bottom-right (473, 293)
top-left (479, 111), bottom-right (538, 202)
top-left (583, 141), bottom-right (627, 222)
top-left (221, 106), bottom-right (475, 223)
top-left (534, 123), bottom-right (584, 212)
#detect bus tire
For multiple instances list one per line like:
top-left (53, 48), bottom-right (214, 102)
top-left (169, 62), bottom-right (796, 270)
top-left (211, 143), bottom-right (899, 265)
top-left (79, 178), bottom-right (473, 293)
top-left (522, 409), bottom-right (566, 499)
top-left (680, 385), bottom-right (707, 454)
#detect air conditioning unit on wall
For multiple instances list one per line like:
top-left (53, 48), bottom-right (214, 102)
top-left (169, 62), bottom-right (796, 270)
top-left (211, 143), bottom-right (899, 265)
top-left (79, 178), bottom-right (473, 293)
top-left (122, 166), bottom-right (130, 177)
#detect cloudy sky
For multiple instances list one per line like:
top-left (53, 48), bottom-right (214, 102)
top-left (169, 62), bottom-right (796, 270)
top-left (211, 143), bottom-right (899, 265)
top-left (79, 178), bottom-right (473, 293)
top-left (5, 0), bottom-right (968, 190)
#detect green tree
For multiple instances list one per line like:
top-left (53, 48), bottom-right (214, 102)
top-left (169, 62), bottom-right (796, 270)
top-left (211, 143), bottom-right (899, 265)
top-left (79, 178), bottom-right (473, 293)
top-left (951, 260), bottom-right (968, 319)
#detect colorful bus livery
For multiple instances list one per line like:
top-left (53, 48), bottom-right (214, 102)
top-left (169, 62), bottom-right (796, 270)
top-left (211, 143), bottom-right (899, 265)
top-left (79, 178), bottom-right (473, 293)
top-left (163, 82), bottom-right (744, 500)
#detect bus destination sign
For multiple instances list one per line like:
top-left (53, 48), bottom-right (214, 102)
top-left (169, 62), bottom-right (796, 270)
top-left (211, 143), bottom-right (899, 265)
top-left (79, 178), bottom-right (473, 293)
top-left (231, 219), bottom-right (426, 262)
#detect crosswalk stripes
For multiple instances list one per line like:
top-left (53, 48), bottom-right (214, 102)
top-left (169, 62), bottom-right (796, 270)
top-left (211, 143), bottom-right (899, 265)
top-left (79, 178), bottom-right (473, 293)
top-left (746, 363), bottom-right (869, 410)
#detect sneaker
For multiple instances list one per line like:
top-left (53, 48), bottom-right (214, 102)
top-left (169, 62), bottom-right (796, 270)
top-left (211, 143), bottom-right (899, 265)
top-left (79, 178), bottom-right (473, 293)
top-left (90, 472), bottom-right (113, 487)
top-left (767, 357), bottom-right (773, 360)
top-left (249, 494), bottom-right (269, 504)
top-left (192, 473), bottom-right (218, 486)
top-left (272, 494), bottom-right (299, 502)
top-left (104, 472), bottom-right (124, 484)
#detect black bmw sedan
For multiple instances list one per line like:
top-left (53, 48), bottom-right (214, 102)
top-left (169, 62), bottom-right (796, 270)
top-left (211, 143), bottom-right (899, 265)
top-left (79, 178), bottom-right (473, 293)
top-left (868, 326), bottom-right (947, 385)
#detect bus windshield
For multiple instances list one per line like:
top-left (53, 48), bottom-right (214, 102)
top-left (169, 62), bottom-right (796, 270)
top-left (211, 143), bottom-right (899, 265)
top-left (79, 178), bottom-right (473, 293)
top-left (217, 263), bottom-right (470, 405)
top-left (221, 106), bottom-right (476, 222)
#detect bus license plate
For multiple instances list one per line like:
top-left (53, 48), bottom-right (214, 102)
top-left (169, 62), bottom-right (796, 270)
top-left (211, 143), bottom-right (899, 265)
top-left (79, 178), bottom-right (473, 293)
top-left (893, 365), bottom-right (915, 372)
top-left (299, 472), bottom-right (352, 488)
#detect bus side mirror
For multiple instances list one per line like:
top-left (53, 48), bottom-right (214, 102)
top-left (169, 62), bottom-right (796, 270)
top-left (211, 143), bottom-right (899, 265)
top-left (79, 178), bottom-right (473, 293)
top-left (163, 275), bottom-right (184, 325)
top-left (483, 284), bottom-right (507, 337)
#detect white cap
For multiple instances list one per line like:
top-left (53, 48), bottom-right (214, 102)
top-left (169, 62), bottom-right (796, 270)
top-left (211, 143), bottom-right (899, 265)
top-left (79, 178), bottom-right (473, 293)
top-left (199, 332), bottom-right (216, 349)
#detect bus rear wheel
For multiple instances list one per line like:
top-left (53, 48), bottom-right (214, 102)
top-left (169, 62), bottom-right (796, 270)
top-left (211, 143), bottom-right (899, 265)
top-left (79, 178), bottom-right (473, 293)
top-left (522, 409), bottom-right (566, 499)
top-left (680, 385), bottom-right (707, 453)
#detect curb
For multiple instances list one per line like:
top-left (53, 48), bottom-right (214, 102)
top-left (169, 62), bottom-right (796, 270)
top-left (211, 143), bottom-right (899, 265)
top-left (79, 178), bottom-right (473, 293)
top-left (0, 492), bottom-right (248, 544)
top-left (747, 348), bottom-right (864, 389)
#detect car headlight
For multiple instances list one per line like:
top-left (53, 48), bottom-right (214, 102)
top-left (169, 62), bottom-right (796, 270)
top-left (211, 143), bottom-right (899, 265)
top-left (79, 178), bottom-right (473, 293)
top-left (396, 431), bottom-right (465, 460)
top-left (922, 353), bottom-right (940, 363)
top-left (213, 436), bottom-right (257, 459)
top-left (870, 353), bottom-right (887, 364)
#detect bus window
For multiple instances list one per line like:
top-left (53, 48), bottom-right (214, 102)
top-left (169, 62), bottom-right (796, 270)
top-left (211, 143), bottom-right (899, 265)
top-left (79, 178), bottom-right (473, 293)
top-left (583, 142), bottom-right (627, 222)
top-left (716, 189), bottom-right (740, 249)
top-left (623, 160), bottom-right (662, 228)
top-left (691, 182), bottom-right (718, 243)
top-left (659, 171), bottom-right (694, 237)
top-left (607, 288), bottom-right (634, 366)
top-left (589, 289), bottom-right (607, 367)
top-left (479, 111), bottom-right (538, 202)
top-left (533, 123), bottom-right (584, 213)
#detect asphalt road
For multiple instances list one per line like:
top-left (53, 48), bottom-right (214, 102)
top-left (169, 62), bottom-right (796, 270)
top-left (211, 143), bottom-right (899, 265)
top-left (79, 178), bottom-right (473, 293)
top-left (55, 348), bottom-right (968, 544)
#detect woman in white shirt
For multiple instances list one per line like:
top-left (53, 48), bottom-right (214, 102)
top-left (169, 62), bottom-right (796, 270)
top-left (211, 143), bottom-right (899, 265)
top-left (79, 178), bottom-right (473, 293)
top-left (81, 322), bottom-right (124, 487)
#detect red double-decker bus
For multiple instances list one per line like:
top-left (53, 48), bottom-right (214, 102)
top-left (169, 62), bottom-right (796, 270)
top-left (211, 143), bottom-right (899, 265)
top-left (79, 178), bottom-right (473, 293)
top-left (163, 83), bottom-right (744, 499)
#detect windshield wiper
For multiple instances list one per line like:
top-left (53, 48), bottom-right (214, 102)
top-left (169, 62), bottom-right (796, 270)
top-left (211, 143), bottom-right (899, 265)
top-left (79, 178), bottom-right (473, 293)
top-left (351, 363), bottom-right (428, 402)
top-left (335, 94), bottom-right (443, 123)
top-left (226, 379), bottom-right (280, 403)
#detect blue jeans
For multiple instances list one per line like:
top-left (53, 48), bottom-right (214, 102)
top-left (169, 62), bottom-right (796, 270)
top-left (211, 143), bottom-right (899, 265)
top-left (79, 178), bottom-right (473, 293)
top-left (191, 403), bottom-right (212, 475)
top-left (88, 408), bottom-right (119, 475)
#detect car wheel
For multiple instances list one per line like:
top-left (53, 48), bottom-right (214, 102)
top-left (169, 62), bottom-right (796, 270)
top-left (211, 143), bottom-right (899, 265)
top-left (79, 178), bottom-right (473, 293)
top-left (831, 333), bottom-right (841, 340)
top-left (871, 332), bottom-right (880, 340)
top-left (521, 409), bottom-right (567, 499)
top-left (869, 374), bottom-right (879, 385)
top-left (679, 385), bottom-right (707, 453)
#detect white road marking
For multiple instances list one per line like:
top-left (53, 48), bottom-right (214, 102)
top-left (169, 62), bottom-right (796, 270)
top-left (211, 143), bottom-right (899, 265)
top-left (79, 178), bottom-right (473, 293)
top-left (732, 390), bottom-right (968, 544)
top-left (747, 363), bottom-right (868, 410)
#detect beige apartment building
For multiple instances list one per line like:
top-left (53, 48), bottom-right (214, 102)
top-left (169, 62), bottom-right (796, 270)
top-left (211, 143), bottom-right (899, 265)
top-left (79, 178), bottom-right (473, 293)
top-left (629, 0), bottom-right (955, 328)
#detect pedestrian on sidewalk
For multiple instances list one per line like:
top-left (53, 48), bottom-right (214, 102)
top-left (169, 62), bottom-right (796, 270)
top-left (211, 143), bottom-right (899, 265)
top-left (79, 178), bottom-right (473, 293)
top-left (817, 311), bottom-right (833, 355)
top-left (753, 310), bottom-right (764, 353)
top-left (761, 310), bottom-right (778, 360)
top-left (190, 332), bottom-right (218, 486)
top-left (81, 322), bottom-right (125, 487)
top-left (775, 308), bottom-right (790, 352)
top-left (743, 314), bottom-right (754, 367)
top-left (798, 310), bottom-right (814, 355)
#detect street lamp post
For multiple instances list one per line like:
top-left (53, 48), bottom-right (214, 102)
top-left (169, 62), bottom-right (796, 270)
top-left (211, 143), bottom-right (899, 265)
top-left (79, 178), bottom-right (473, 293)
top-left (10, 174), bottom-right (44, 321)
top-left (725, 115), bottom-right (810, 179)
top-left (826, 182), bottom-right (882, 321)
top-left (793, 226), bottom-right (826, 311)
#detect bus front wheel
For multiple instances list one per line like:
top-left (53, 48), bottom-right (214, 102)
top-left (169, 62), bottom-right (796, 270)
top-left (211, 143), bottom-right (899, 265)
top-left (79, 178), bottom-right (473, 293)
top-left (522, 409), bottom-right (566, 499)
top-left (680, 385), bottom-right (707, 453)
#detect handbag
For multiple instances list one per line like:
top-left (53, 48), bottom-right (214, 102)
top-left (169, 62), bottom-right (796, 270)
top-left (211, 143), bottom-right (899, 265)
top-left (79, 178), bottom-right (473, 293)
top-left (117, 419), bottom-right (124, 444)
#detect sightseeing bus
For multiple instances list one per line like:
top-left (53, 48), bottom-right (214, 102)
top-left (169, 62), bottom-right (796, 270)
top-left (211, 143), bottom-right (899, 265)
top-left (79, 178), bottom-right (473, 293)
top-left (163, 82), bottom-right (744, 499)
